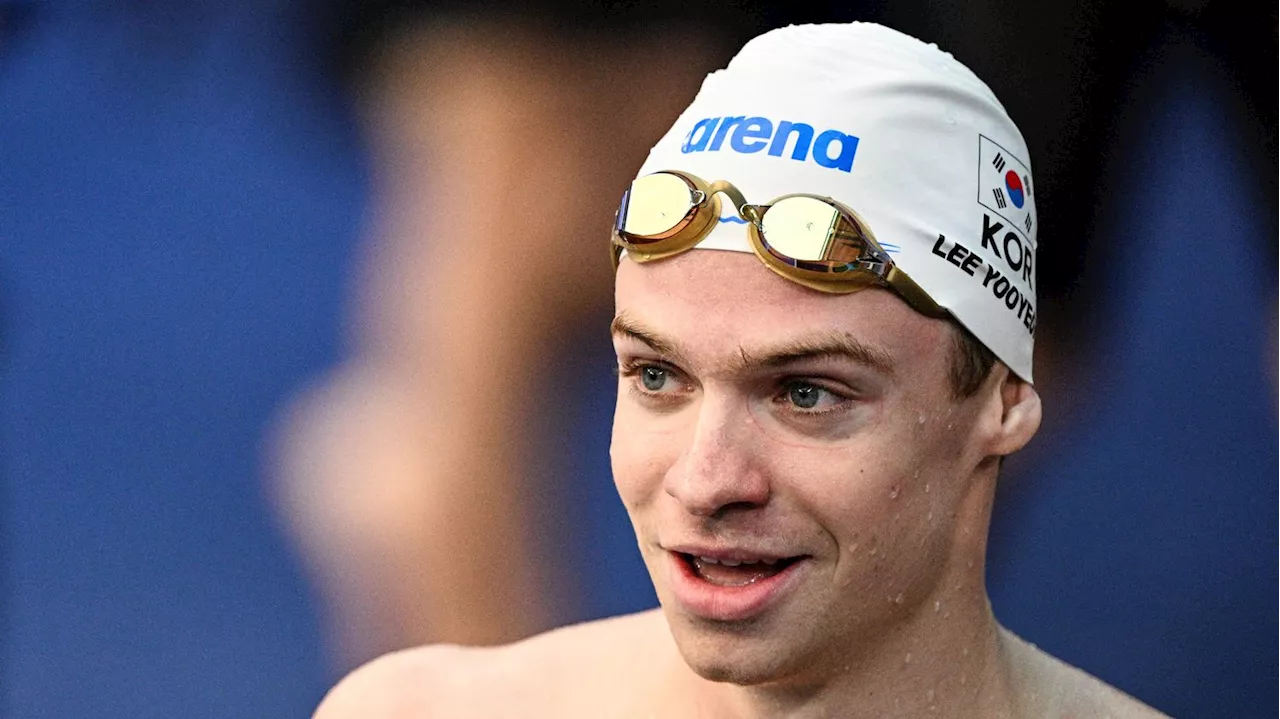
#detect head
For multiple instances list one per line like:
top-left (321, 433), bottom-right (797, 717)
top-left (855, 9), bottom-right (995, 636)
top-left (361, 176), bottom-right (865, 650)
top-left (608, 22), bottom-right (1042, 688)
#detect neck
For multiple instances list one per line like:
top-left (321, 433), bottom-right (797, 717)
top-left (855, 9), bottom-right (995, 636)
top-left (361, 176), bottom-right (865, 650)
top-left (696, 594), bottom-right (1013, 718)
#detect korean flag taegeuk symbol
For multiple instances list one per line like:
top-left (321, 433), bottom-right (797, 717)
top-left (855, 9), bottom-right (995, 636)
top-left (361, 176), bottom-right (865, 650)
top-left (977, 135), bottom-right (1035, 239)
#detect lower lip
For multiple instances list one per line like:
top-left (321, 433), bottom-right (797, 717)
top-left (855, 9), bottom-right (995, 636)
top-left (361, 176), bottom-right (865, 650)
top-left (664, 552), bottom-right (807, 622)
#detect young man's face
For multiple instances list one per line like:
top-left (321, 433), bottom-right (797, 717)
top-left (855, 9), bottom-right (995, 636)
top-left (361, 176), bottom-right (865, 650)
top-left (610, 249), bottom-right (998, 687)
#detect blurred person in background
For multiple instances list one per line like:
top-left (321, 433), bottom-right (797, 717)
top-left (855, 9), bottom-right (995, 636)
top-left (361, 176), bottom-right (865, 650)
top-left (268, 1), bottom-right (764, 665)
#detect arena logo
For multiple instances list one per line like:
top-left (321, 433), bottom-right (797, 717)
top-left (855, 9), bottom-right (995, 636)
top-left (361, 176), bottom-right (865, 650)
top-left (680, 116), bottom-right (860, 172)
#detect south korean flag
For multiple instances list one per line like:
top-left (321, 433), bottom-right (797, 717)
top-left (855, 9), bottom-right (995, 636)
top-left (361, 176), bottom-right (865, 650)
top-left (977, 135), bottom-right (1035, 241)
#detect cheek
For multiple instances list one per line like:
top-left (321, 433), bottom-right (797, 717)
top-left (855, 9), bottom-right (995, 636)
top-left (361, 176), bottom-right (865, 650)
top-left (782, 421), bottom-right (960, 558)
top-left (787, 446), bottom-right (904, 541)
top-left (609, 403), bottom-right (679, 510)
top-left (791, 450), bottom-right (957, 612)
top-left (842, 417), bottom-right (980, 580)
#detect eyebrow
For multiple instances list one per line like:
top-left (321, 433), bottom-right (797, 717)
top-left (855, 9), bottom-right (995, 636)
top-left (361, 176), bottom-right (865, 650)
top-left (611, 312), bottom-right (895, 377)
top-left (737, 333), bottom-right (896, 377)
top-left (611, 312), bottom-right (683, 362)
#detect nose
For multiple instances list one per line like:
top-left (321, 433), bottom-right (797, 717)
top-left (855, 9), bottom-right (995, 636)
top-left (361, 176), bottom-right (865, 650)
top-left (663, 394), bottom-right (770, 517)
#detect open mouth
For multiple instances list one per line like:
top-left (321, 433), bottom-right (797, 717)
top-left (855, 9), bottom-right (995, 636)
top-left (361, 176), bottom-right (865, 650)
top-left (679, 553), bottom-right (804, 587)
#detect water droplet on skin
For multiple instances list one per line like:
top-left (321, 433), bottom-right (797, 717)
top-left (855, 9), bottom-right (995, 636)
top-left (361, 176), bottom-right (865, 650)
top-left (924, 483), bottom-right (931, 493)
top-left (892, 592), bottom-right (904, 605)
top-left (889, 486), bottom-right (900, 499)
top-left (927, 511), bottom-right (934, 522)
top-left (917, 414), bottom-right (926, 424)
top-left (904, 652), bottom-right (913, 664)
top-left (934, 600), bottom-right (941, 613)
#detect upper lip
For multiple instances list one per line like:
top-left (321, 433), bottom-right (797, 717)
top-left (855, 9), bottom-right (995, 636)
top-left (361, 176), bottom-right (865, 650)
top-left (664, 543), bottom-right (805, 563)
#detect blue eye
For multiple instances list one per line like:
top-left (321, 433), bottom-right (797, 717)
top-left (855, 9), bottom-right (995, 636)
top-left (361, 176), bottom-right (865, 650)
top-left (788, 383), bottom-right (822, 409)
top-left (779, 380), bottom-right (848, 413)
top-left (641, 366), bottom-right (669, 392)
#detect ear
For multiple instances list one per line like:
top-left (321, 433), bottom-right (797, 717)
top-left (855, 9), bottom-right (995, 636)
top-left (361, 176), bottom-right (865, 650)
top-left (986, 368), bottom-right (1042, 457)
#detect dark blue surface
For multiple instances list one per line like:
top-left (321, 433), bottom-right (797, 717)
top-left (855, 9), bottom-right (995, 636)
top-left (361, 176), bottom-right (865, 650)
top-left (988, 44), bottom-right (1278, 718)
top-left (1, 6), bottom-right (365, 717)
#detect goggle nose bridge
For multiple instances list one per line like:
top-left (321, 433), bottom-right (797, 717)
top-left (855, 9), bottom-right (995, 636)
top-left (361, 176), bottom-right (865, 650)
top-left (700, 180), bottom-right (761, 225)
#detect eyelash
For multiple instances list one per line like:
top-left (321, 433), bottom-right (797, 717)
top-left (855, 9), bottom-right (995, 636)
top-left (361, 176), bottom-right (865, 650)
top-left (617, 360), bottom-right (687, 407)
top-left (617, 360), bottom-right (855, 416)
top-left (774, 379), bottom-right (853, 416)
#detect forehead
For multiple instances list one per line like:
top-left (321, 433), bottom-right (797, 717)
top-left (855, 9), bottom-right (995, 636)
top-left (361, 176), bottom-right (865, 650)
top-left (613, 250), bottom-right (950, 373)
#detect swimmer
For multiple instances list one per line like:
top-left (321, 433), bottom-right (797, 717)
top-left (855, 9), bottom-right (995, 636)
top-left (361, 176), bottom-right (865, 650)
top-left (316, 22), bottom-right (1169, 718)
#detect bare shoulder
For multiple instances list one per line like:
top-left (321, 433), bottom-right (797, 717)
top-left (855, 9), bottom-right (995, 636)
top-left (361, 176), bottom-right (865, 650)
top-left (313, 643), bottom-right (474, 718)
top-left (1000, 628), bottom-right (1171, 718)
top-left (314, 609), bottom-right (672, 718)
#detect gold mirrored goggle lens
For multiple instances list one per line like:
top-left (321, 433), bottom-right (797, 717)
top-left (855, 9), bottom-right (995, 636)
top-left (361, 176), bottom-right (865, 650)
top-left (758, 195), bottom-right (844, 262)
top-left (617, 172), bottom-right (700, 242)
top-left (756, 196), bottom-right (875, 275)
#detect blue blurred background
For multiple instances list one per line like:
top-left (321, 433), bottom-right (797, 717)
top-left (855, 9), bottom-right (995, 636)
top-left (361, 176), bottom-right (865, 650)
top-left (0, 5), bottom-right (362, 715)
top-left (0, 2), bottom-right (1274, 717)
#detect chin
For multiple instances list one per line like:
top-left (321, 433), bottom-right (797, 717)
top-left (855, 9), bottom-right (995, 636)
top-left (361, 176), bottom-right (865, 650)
top-left (665, 610), bottom-right (817, 687)
top-left (680, 645), bottom-right (789, 686)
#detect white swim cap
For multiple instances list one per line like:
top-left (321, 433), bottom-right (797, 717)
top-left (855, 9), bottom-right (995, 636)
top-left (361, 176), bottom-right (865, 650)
top-left (634, 22), bottom-right (1038, 381)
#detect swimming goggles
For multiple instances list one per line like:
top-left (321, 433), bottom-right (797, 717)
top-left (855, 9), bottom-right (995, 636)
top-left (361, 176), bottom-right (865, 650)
top-left (611, 170), bottom-right (944, 317)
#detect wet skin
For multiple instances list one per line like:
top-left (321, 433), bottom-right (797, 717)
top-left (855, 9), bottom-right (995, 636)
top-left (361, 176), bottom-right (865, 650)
top-left (610, 248), bottom-right (1017, 695)
top-left (314, 249), bottom-right (1168, 718)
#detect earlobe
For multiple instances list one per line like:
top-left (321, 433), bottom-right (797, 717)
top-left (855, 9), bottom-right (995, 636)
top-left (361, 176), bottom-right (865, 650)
top-left (990, 372), bottom-right (1042, 456)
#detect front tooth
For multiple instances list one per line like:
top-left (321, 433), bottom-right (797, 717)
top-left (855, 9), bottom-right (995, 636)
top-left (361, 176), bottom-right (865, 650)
top-left (699, 556), bottom-right (720, 565)
top-left (762, 558), bottom-right (777, 565)
top-left (721, 559), bottom-right (742, 567)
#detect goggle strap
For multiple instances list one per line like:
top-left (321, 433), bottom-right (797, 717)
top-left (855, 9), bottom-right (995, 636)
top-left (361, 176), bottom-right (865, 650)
top-left (884, 265), bottom-right (947, 318)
